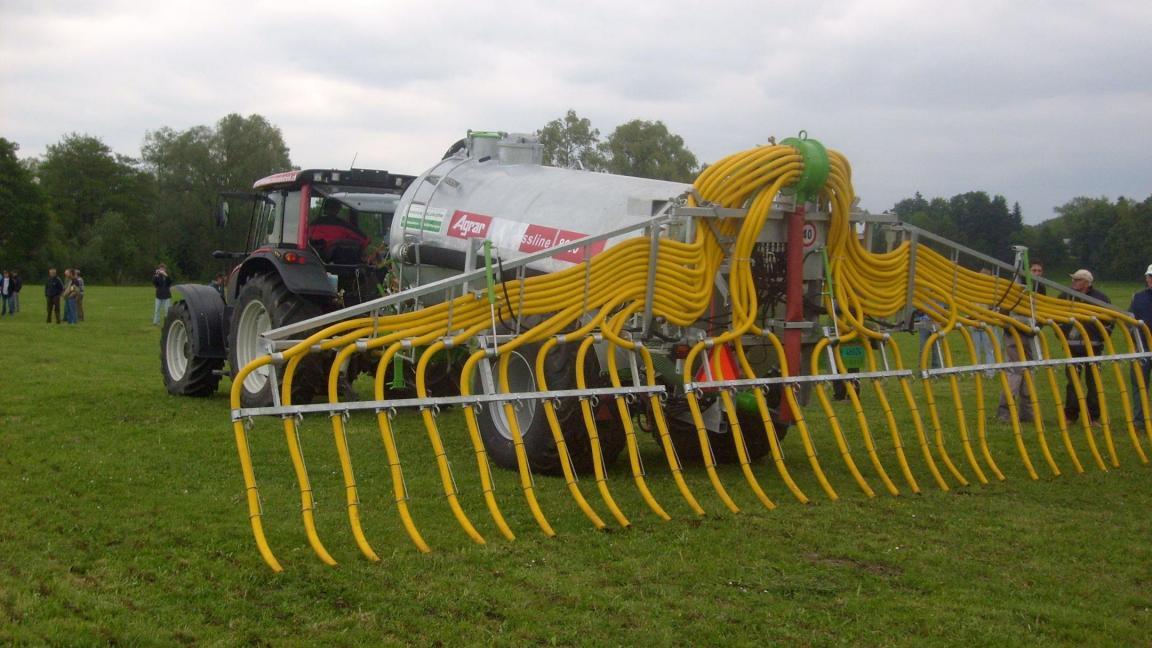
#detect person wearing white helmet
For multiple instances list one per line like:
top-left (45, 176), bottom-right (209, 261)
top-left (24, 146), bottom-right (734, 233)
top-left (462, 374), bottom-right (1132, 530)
top-left (1128, 264), bottom-right (1152, 431)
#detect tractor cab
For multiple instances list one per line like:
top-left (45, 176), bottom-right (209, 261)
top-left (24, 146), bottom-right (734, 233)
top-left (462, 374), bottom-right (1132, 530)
top-left (162, 168), bottom-right (415, 408)
top-left (214, 168), bottom-right (414, 308)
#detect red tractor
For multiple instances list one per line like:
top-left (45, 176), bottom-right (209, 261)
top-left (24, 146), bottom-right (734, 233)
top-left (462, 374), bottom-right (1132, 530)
top-left (160, 168), bottom-right (414, 406)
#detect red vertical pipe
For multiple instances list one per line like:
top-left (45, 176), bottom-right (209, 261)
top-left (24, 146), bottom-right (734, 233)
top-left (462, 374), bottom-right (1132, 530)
top-left (781, 202), bottom-right (806, 422)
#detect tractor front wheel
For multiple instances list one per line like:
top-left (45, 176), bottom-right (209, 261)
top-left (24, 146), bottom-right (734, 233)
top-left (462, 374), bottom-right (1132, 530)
top-left (161, 301), bottom-right (224, 397)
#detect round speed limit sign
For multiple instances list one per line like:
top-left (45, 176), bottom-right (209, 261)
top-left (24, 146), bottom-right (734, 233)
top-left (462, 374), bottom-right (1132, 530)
top-left (801, 223), bottom-right (818, 249)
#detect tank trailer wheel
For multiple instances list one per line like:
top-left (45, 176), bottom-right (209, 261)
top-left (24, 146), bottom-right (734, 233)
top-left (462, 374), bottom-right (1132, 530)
top-left (474, 343), bottom-right (625, 476)
top-left (656, 396), bottom-right (790, 465)
top-left (161, 301), bottom-right (224, 397)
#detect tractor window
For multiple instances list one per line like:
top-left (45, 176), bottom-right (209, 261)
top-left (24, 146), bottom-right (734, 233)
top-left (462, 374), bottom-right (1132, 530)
top-left (280, 192), bottom-right (301, 245)
top-left (250, 195), bottom-right (278, 249)
top-left (253, 190), bottom-right (303, 248)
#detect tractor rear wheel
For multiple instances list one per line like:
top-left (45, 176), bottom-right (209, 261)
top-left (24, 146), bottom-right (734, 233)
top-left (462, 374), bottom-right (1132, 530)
top-left (228, 273), bottom-right (326, 408)
top-left (161, 301), bottom-right (224, 397)
top-left (473, 343), bottom-right (625, 476)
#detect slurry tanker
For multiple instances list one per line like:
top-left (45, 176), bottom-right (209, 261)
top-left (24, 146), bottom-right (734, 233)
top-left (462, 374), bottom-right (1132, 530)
top-left (163, 130), bottom-right (1151, 572)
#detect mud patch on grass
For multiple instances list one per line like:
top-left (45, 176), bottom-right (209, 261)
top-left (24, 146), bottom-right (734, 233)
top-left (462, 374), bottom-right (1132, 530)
top-left (804, 552), bottom-right (903, 577)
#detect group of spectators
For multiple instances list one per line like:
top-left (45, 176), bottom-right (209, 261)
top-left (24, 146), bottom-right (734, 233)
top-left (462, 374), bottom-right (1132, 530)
top-left (1055, 264), bottom-right (1152, 431)
top-left (918, 261), bottom-right (1152, 433)
top-left (42, 268), bottom-right (85, 324)
top-left (0, 269), bottom-right (22, 315)
top-left (998, 264), bottom-right (1152, 430)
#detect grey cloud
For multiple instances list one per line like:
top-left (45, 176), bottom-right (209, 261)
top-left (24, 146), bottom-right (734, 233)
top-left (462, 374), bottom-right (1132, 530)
top-left (2, 0), bottom-right (1150, 225)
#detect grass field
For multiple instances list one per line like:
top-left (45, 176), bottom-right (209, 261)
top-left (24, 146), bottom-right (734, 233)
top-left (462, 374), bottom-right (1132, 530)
top-left (2, 284), bottom-right (1151, 646)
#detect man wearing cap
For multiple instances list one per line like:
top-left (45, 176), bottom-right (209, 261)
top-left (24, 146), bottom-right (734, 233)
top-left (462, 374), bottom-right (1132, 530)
top-left (1128, 265), bottom-right (1152, 431)
top-left (1061, 269), bottom-right (1112, 423)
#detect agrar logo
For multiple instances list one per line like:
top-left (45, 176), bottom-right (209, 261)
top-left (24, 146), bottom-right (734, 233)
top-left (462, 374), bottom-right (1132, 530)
top-left (447, 210), bottom-right (492, 239)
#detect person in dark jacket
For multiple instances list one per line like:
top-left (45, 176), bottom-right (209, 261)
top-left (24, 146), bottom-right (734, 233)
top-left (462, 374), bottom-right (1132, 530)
top-left (10, 270), bottom-right (22, 313)
top-left (1128, 264), bottom-right (1152, 431)
top-left (74, 268), bottom-right (85, 321)
top-left (152, 263), bottom-right (173, 325)
top-left (44, 268), bottom-right (64, 324)
top-left (0, 270), bottom-right (12, 315)
top-left (1061, 269), bottom-right (1113, 423)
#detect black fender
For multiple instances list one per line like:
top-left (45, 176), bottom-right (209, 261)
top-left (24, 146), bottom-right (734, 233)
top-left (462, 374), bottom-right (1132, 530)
top-left (238, 250), bottom-right (338, 299)
top-left (172, 284), bottom-right (228, 359)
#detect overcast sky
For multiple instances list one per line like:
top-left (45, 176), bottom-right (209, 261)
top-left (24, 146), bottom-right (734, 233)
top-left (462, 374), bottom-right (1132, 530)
top-left (2, 0), bottom-right (1149, 224)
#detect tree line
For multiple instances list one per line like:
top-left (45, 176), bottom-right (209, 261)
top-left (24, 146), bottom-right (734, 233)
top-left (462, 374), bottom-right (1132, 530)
top-left (1, 109), bottom-right (1146, 283)
top-left (893, 190), bottom-right (1152, 279)
top-left (0, 114), bottom-right (291, 284)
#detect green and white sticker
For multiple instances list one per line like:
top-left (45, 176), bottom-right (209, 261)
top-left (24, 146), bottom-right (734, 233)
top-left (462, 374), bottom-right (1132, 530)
top-left (402, 204), bottom-right (446, 232)
top-left (839, 344), bottom-right (866, 370)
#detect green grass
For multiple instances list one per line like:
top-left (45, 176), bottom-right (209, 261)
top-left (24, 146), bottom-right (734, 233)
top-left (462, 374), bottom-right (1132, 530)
top-left (2, 285), bottom-right (1151, 646)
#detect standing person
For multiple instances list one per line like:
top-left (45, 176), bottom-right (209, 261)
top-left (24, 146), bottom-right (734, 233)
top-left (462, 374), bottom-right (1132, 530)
top-left (1061, 269), bottom-right (1112, 424)
top-left (913, 308), bottom-right (942, 369)
top-left (74, 268), bottom-right (85, 321)
top-left (10, 270), bottom-right (21, 313)
top-left (61, 269), bottom-right (75, 324)
top-left (44, 268), bottom-right (63, 324)
top-left (152, 263), bottom-right (173, 325)
top-left (209, 273), bottom-right (226, 299)
top-left (0, 270), bottom-right (11, 315)
top-left (1029, 261), bottom-right (1047, 296)
top-left (63, 271), bottom-right (80, 325)
top-left (1128, 264), bottom-right (1152, 432)
top-left (997, 261), bottom-right (1046, 423)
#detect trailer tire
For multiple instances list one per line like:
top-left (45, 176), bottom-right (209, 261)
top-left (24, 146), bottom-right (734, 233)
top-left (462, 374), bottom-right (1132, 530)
top-left (474, 343), bottom-right (625, 476)
top-left (229, 273), bottom-right (327, 408)
top-left (657, 397), bottom-right (789, 465)
top-left (161, 301), bottom-right (224, 397)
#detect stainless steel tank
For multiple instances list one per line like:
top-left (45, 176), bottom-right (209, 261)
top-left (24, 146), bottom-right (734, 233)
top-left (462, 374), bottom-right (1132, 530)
top-left (389, 132), bottom-right (691, 281)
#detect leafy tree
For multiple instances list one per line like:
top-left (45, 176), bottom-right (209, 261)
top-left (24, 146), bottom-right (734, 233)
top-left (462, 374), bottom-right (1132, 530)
top-left (1056, 196), bottom-right (1117, 273)
top-left (37, 133), bottom-right (156, 275)
top-left (891, 190), bottom-right (1023, 262)
top-left (1021, 222), bottom-right (1069, 272)
top-left (213, 114), bottom-right (293, 189)
top-left (538, 110), bottom-right (604, 170)
top-left (143, 114), bottom-right (292, 279)
top-left (892, 192), bottom-right (959, 241)
top-left (599, 120), bottom-right (699, 182)
top-left (1102, 196), bottom-right (1152, 279)
top-left (0, 138), bottom-right (51, 273)
top-left (74, 211), bottom-right (152, 285)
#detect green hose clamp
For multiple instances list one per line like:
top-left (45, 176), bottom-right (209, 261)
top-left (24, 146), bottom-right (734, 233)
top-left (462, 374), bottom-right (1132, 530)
top-left (734, 390), bottom-right (760, 414)
top-left (390, 354), bottom-right (405, 389)
top-left (781, 131), bottom-right (830, 204)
